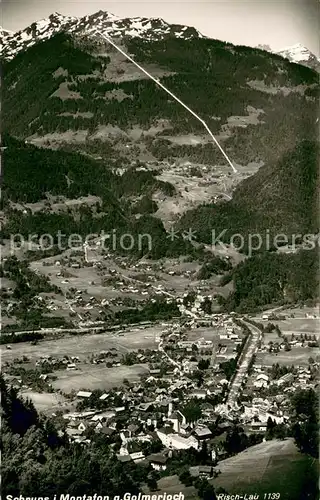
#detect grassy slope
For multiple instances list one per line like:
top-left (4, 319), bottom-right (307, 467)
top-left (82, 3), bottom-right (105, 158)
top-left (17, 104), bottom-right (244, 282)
top-left (212, 438), bottom-right (318, 500)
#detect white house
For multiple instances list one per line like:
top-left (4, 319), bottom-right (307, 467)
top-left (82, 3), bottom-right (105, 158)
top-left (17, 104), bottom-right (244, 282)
top-left (77, 391), bottom-right (92, 398)
top-left (99, 393), bottom-right (108, 400)
top-left (191, 389), bottom-right (207, 399)
top-left (156, 428), bottom-right (199, 450)
top-left (254, 373), bottom-right (269, 388)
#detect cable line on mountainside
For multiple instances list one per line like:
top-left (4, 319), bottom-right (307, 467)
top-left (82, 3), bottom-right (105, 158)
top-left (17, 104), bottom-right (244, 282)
top-left (93, 30), bottom-right (238, 174)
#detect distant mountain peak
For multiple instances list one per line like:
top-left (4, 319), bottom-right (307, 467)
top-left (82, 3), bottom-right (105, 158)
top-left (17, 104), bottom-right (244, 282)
top-left (276, 43), bottom-right (320, 71)
top-left (278, 43), bottom-right (313, 61)
top-left (256, 42), bottom-right (320, 71)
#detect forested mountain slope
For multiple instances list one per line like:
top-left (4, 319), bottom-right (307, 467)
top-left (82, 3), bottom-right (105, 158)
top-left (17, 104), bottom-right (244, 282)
top-left (3, 32), bottom-right (318, 168)
top-left (178, 139), bottom-right (319, 311)
top-left (219, 249), bottom-right (319, 312)
top-left (179, 140), bottom-right (319, 246)
top-left (1, 17), bottom-right (319, 314)
top-left (0, 135), bottom-right (199, 260)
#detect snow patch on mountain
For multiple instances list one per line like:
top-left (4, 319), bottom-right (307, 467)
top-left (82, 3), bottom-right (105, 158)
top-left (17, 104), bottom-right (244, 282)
top-left (278, 43), bottom-right (314, 62)
top-left (1, 11), bottom-right (204, 61)
top-left (256, 42), bottom-right (320, 71)
top-left (277, 43), bottom-right (320, 71)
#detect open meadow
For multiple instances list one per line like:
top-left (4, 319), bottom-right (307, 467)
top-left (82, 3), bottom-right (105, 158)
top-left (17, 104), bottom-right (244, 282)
top-left (1, 326), bottom-right (164, 396)
top-left (273, 317), bottom-right (319, 337)
top-left (256, 346), bottom-right (320, 366)
top-left (52, 363), bottom-right (150, 393)
top-left (1, 325), bottom-right (163, 364)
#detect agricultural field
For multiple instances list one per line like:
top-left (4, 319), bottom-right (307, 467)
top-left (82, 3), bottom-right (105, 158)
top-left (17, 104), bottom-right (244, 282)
top-left (1, 325), bottom-right (164, 397)
top-left (31, 258), bottom-right (123, 299)
top-left (256, 347), bottom-right (320, 367)
top-left (1, 325), bottom-right (163, 364)
top-left (256, 306), bottom-right (319, 337)
top-left (52, 363), bottom-right (150, 393)
top-left (271, 316), bottom-right (319, 337)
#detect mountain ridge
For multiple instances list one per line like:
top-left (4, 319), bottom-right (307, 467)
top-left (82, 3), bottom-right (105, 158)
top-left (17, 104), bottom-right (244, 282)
top-left (277, 43), bottom-right (320, 71)
top-left (257, 42), bottom-right (320, 71)
top-left (0, 11), bottom-right (203, 61)
top-left (3, 29), bottom-right (318, 228)
top-left (178, 139), bottom-right (319, 246)
top-left (1, 19), bottom-right (319, 316)
top-left (2, 10), bottom-right (319, 72)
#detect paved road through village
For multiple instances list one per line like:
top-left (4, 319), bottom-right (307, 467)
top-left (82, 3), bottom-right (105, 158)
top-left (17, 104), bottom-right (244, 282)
top-left (226, 320), bottom-right (262, 408)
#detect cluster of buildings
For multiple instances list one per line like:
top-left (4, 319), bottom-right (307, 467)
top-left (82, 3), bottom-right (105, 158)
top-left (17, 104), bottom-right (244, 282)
top-left (4, 282), bottom-right (319, 483)
top-left (50, 320), bottom-right (245, 462)
top-left (251, 368), bottom-right (315, 390)
top-left (61, 390), bottom-right (220, 470)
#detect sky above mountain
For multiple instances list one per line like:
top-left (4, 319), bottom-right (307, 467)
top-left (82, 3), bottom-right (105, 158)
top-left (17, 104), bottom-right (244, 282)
top-left (2, 0), bottom-right (319, 56)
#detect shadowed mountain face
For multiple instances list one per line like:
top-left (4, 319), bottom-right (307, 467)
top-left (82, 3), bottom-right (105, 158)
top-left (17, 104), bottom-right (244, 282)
top-left (2, 22), bottom-right (318, 243)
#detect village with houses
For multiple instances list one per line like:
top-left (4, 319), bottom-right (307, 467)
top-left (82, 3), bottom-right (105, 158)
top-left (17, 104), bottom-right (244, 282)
top-left (1, 233), bottom-right (319, 497)
top-left (1, 4), bottom-right (319, 497)
top-left (1, 255), bottom-right (319, 495)
top-left (1, 236), bottom-right (319, 499)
